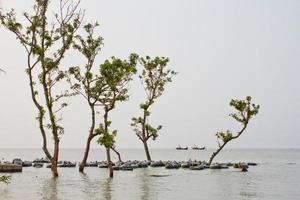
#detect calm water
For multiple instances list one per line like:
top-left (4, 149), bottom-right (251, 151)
top-left (0, 149), bottom-right (299, 200)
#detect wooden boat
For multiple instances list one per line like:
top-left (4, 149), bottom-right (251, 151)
top-left (191, 144), bottom-right (205, 150)
top-left (176, 145), bottom-right (188, 150)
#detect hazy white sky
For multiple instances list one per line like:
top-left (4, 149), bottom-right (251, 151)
top-left (0, 0), bottom-right (300, 149)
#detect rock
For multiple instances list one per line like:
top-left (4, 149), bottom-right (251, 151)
top-left (181, 162), bottom-right (190, 168)
top-left (219, 164), bottom-right (229, 169)
top-left (190, 165), bottom-right (204, 170)
top-left (98, 162), bottom-right (108, 168)
top-left (241, 167), bottom-right (248, 172)
top-left (12, 158), bottom-right (23, 166)
top-left (119, 163), bottom-right (134, 171)
top-left (150, 160), bottom-right (165, 167)
top-left (165, 161), bottom-right (180, 169)
top-left (138, 161), bottom-right (149, 168)
top-left (210, 163), bottom-right (221, 169)
top-left (0, 163), bottom-right (22, 172)
top-left (247, 162), bottom-right (257, 166)
top-left (285, 162), bottom-right (296, 165)
top-left (233, 162), bottom-right (249, 169)
top-left (33, 158), bottom-right (50, 163)
top-left (150, 174), bottom-right (171, 177)
top-left (58, 161), bottom-right (76, 168)
top-left (86, 161), bottom-right (99, 167)
top-left (33, 163), bottom-right (44, 168)
top-left (22, 161), bottom-right (33, 167)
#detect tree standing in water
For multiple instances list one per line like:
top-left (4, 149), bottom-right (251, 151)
top-left (208, 96), bottom-right (260, 166)
top-left (0, 0), bottom-right (83, 177)
top-left (96, 55), bottom-right (137, 178)
top-left (131, 56), bottom-right (177, 161)
top-left (68, 22), bottom-right (103, 173)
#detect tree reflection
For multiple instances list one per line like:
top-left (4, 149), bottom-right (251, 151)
top-left (102, 178), bottom-right (113, 200)
top-left (41, 178), bottom-right (58, 200)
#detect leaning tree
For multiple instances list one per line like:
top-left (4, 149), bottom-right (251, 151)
top-left (208, 96), bottom-right (260, 166)
top-left (131, 56), bottom-right (177, 161)
top-left (0, 0), bottom-right (83, 177)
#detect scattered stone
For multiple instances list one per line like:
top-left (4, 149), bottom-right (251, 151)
top-left (22, 161), bottom-right (33, 167)
top-left (150, 160), bottom-right (165, 167)
top-left (190, 165), bottom-right (205, 170)
top-left (150, 174), bottom-right (171, 177)
top-left (12, 158), bottom-right (23, 166)
top-left (33, 163), bottom-right (44, 168)
top-left (86, 161), bottom-right (99, 167)
top-left (210, 163), bottom-right (221, 169)
top-left (233, 162), bottom-right (249, 169)
top-left (33, 158), bottom-right (50, 164)
top-left (247, 162), bottom-right (257, 166)
top-left (285, 162), bottom-right (296, 165)
top-left (58, 161), bottom-right (76, 168)
top-left (241, 167), bottom-right (248, 172)
top-left (165, 161), bottom-right (180, 169)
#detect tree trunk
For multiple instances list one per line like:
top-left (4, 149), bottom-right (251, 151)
top-left (51, 139), bottom-right (59, 177)
top-left (208, 123), bottom-right (248, 166)
top-left (106, 147), bottom-right (113, 178)
top-left (79, 136), bottom-right (92, 172)
top-left (208, 142), bottom-right (226, 166)
top-left (143, 141), bottom-right (151, 161)
top-left (111, 147), bottom-right (122, 162)
top-left (79, 105), bottom-right (96, 173)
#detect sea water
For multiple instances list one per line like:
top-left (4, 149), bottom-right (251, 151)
top-left (0, 149), bottom-right (299, 200)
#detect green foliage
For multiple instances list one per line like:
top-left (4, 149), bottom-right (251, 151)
top-left (67, 22), bottom-right (104, 108)
top-left (0, 175), bottom-right (11, 184)
top-left (216, 130), bottom-right (233, 143)
top-left (138, 56), bottom-right (177, 101)
top-left (95, 55), bottom-right (137, 108)
top-left (209, 96), bottom-right (260, 165)
top-left (95, 55), bottom-right (137, 148)
top-left (216, 96), bottom-right (260, 144)
top-left (229, 96), bottom-right (260, 125)
top-left (73, 22), bottom-right (103, 62)
top-left (97, 130), bottom-right (117, 148)
top-left (0, 0), bottom-right (83, 170)
top-left (131, 56), bottom-right (176, 142)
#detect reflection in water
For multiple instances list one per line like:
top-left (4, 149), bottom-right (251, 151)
top-left (41, 178), bottom-right (58, 200)
top-left (81, 173), bottom-right (101, 199)
top-left (0, 187), bottom-right (10, 199)
top-left (81, 173), bottom-right (113, 200)
top-left (102, 178), bottom-right (112, 200)
top-left (139, 169), bottom-right (155, 200)
top-left (238, 173), bottom-right (258, 199)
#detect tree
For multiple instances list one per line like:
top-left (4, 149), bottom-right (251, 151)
top-left (131, 56), bottom-right (177, 161)
top-left (0, 0), bottom-right (83, 177)
top-left (67, 22), bottom-right (103, 173)
top-left (208, 96), bottom-right (260, 166)
top-left (95, 55), bottom-right (137, 178)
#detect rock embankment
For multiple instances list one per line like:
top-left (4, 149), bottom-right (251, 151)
top-left (0, 163), bottom-right (22, 173)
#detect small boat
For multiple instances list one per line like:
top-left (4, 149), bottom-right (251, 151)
top-left (191, 144), bottom-right (205, 150)
top-left (176, 145), bottom-right (188, 150)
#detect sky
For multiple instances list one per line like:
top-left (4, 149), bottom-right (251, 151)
top-left (0, 0), bottom-right (300, 149)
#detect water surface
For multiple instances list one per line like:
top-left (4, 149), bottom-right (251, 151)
top-left (0, 149), bottom-right (299, 200)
